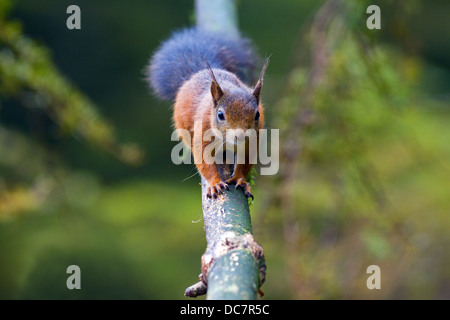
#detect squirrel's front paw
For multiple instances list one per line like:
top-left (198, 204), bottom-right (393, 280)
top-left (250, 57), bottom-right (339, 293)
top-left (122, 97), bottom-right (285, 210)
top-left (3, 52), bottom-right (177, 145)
top-left (225, 177), bottom-right (254, 200)
top-left (206, 181), bottom-right (230, 199)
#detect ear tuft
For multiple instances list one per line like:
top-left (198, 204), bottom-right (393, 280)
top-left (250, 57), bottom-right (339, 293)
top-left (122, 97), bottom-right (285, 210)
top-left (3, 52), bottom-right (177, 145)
top-left (210, 80), bottom-right (224, 104)
top-left (203, 57), bottom-right (224, 105)
top-left (253, 58), bottom-right (270, 103)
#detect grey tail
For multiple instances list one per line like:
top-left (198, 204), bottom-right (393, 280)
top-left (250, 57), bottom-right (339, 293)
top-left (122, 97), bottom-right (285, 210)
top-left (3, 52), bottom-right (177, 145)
top-left (146, 27), bottom-right (259, 101)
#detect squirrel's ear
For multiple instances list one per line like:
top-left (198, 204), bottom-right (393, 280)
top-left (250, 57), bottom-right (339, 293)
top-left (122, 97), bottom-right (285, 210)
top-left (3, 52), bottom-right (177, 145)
top-left (203, 58), bottom-right (224, 105)
top-left (253, 58), bottom-right (270, 103)
top-left (210, 80), bottom-right (224, 105)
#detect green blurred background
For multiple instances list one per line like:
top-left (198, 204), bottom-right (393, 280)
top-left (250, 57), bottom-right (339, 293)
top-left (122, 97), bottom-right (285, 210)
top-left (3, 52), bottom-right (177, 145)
top-left (0, 0), bottom-right (449, 299)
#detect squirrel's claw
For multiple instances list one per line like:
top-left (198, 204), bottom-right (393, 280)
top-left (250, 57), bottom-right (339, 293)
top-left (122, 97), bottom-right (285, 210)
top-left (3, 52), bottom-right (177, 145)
top-left (244, 191), bottom-right (254, 201)
top-left (206, 181), bottom-right (229, 199)
top-left (225, 177), bottom-right (254, 200)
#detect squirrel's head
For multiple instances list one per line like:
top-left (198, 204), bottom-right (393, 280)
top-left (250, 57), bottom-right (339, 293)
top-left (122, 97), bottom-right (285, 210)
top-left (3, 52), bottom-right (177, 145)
top-left (208, 60), bottom-right (268, 145)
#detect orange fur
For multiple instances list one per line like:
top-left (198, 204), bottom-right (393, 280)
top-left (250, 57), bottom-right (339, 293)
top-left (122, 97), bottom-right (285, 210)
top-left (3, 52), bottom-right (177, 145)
top-left (173, 68), bottom-right (265, 198)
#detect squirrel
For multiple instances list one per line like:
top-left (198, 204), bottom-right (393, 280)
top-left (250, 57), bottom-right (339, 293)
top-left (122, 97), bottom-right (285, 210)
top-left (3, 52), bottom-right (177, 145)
top-left (147, 27), bottom-right (268, 199)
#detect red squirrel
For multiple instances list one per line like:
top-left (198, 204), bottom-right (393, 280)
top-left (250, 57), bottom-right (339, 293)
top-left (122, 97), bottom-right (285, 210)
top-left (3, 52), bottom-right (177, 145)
top-left (147, 28), bottom-right (268, 199)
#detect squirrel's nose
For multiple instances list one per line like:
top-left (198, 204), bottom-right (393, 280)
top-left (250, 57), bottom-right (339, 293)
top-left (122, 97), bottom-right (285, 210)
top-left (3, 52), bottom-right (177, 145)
top-left (234, 130), bottom-right (247, 143)
top-left (236, 132), bottom-right (245, 141)
top-left (226, 129), bottom-right (245, 144)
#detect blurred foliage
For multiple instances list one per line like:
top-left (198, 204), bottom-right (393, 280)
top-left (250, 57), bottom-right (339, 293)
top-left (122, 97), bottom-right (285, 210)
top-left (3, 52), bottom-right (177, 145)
top-left (0, 0), bottom-right (449, 300)
top-left (0, 0), bottom-right (143, 217)
top-left (260, 0), bottom-right (450, 299)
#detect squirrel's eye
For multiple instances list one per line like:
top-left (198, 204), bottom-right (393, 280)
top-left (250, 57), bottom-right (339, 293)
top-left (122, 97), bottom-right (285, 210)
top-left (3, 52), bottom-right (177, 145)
top-left (255, 111), bottom-right (260, 121)
top-left (217, 110), bottom-right (225, 121)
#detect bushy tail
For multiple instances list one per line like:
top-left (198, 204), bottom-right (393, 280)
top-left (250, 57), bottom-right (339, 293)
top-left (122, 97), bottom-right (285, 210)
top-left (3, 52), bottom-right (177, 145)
top-left (147, 27), bottom-right (258, 101)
